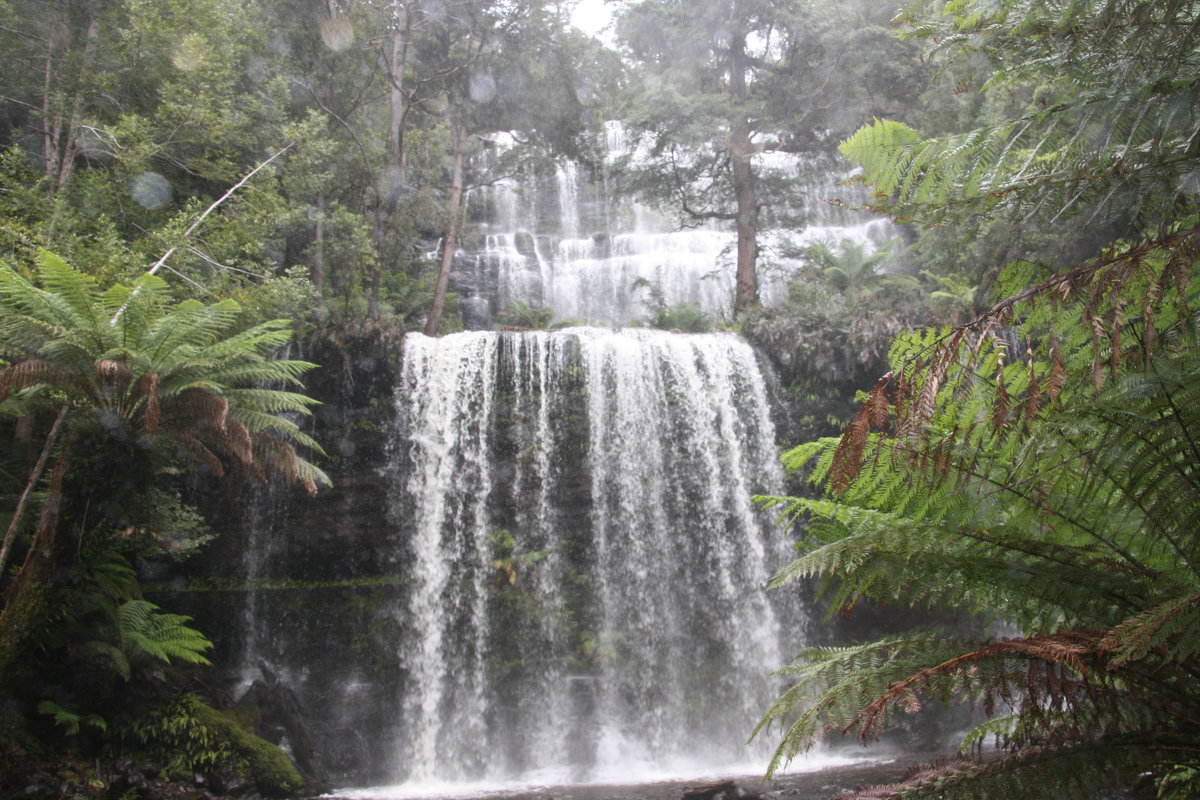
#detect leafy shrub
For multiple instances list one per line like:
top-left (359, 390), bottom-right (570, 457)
top-left (498, 300), bottom-right (582, 329)
top-left (632, 277), bottom-right (713, 332)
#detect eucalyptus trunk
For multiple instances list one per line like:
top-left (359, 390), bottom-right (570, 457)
top-left (424, 120), bottom-right (467, 337)
top-left (370, 9), bottom-right (414, 320)
top-left (728, 28), bottom-right (759, 315)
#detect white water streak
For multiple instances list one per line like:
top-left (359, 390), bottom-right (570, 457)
top-left (393, 329), bottom-right (790, 784)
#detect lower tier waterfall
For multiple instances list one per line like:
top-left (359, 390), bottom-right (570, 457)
top-left (386, 328), bottom-right (798, 785)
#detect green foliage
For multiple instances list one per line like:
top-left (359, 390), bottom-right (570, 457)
top-left (921, 270), bottom-right (980, 324)
top-left (45, 549), bottom-right (212, 684)
top-left (794, 237), bottom-right (915, 295)
top-left (0, 252), bottom-right (329, 492)
top-left (754, 227), bottom-right (1200, 798)
top-left (119, 694), bottom-right (303, 794)
top-left (840, 1), bottom-right (1200, 232)
top-left (632, 277), bottom-right (713, 332)
top-left (36, 700), bottom-right (107, 737)
top-left (0, 253), bottom-right (324, 775)
top-left (756, 13), bottom-right (1200, 793)
top-left (744, 274), bottom-right (932, 390)
top-left (114, 600), bottom-right (212, 673)
top-left (121, 694), bottom-right (240, 776)
top-left (498, 301), bottom-right (583, 330)
top-left (232, 265), bottom-right (319, 329)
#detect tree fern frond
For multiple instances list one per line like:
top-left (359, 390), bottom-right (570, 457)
top-left (204, 360), bottom-right (316, 389)
top-left (1100, 593), bottom-right (1200, 668)
top-left (0, 360), bottom-right (89, 403)
top-left (219, 387), bottom-right (320, 414)
top-left (958, 713), bottom-right (1018, 756)
top-left (116, 599), bottom-right (212, 669)
top-left (839, 737), bottom-right (1187, 800)
top-left (36, 251), bottom-right (106, 344)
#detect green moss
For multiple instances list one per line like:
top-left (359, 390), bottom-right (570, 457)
top-left (125, 695), bottom-right (304, 797)
top-left (188, 701), bottom-right (304, 797)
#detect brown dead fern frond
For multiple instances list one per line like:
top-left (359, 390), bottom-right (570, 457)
top-left (168, 389), bottom-right (230, 433)
top-left (846, 631), bottom-right (1107, 742)
top-left (0, 360), bottom-right (89, 403)
top-left (94, 358), bottom-right (132, 390)
top-left (131, 372), bottom-right (160, 435)
top-left (822, 224), bottom-right (1200, 496)
top-left (221, 416), bottom-right (256, 472)
top-left (254, 435), bottom-right (317, 494)
top-left (174, 433), bottom-right (225, 478)
top-left (1022, 354), bottom-right (1043, 423)
top-left (830, 373), bottom-right (893, 494)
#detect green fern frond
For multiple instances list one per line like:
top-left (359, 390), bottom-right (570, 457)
top-left (842, 737), bottom-right (1188, 800)
top-left (117, 599), bottom-right (212, 669)
top-left (958, 713), bottom-right (1018, 756)
top-left (36, 700), bottom-right (107, 736)
top-left (1101, 593), bottom-right (1200, 668)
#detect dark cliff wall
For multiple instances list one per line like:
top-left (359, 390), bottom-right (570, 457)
top-left (151, 324), bottom-right (409, 786)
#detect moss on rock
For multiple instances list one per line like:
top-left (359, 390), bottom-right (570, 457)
top-left (188, 700), bottom-right (304, 797)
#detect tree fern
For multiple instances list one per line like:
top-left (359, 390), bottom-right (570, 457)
top-left (756, 228), bottom-right (1200, 795)
top-left (758, 5), bottom-right (1200, 791)
top-left (841, 1), bottom-right (1200, 229)
top-left (0, 254), bottom-right (329, 491)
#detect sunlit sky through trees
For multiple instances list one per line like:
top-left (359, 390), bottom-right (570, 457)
top-left (571, 0), bottom-right (613, 37)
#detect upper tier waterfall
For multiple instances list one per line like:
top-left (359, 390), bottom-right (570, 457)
top-left (449, 127), bottom-right (898, 328)
top-left (387, 328), bottom-right (795, 784)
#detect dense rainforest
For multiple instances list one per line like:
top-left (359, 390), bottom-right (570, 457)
top-left (0, 0), bottom-right (1198, 799)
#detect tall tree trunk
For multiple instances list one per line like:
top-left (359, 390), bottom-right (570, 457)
top-left (0, 430), bottom-right (74, 688)
top-left (385, 10), bottom-right (412, 193)
top-left (43, 8), bottom-right (99, 195)
top-left (728, 28), bottom-right (759, 315)
top-left (424, 121), bottom-right (467, 337)
top-left (313, 190), bottom-right (326, 316)
top-left (0, 408), bottom-right (68, 583)
top-left (369, 8), bottom-right (414, 320)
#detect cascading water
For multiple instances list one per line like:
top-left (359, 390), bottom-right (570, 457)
top-left (453, 126), bottom-right (899, 328)
top-left (218, 127), bottom-right (901, 791)
top-left (388, 328), bottom-right (794, 785)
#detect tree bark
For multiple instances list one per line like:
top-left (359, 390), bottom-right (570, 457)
top-left (424, 120), bottom-right (467, 336)
top-left (369, 8), bottom-right (414, 320)
top-left (728, 27), bottom-right (759, 315)
top-left (313, 190), bottom-right (326, 316)
top-left (0, 429), bottom-right (74, 688)
top-left (0, 407), bottom-right (68, 583)
top-left (42, 8), bottom-right (99, 197)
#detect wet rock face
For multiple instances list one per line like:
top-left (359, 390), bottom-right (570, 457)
top-left (164, 327), bottom-right (410, 787)
top-left (195, 327), bottom-right (404, 579)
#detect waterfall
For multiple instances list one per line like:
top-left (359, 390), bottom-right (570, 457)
top-left (389, 328), bottom-right (793, 784)
top-left (210, 130), bottom-right (901, 789)
top-left (453, 126), bottom-right (900, 329)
